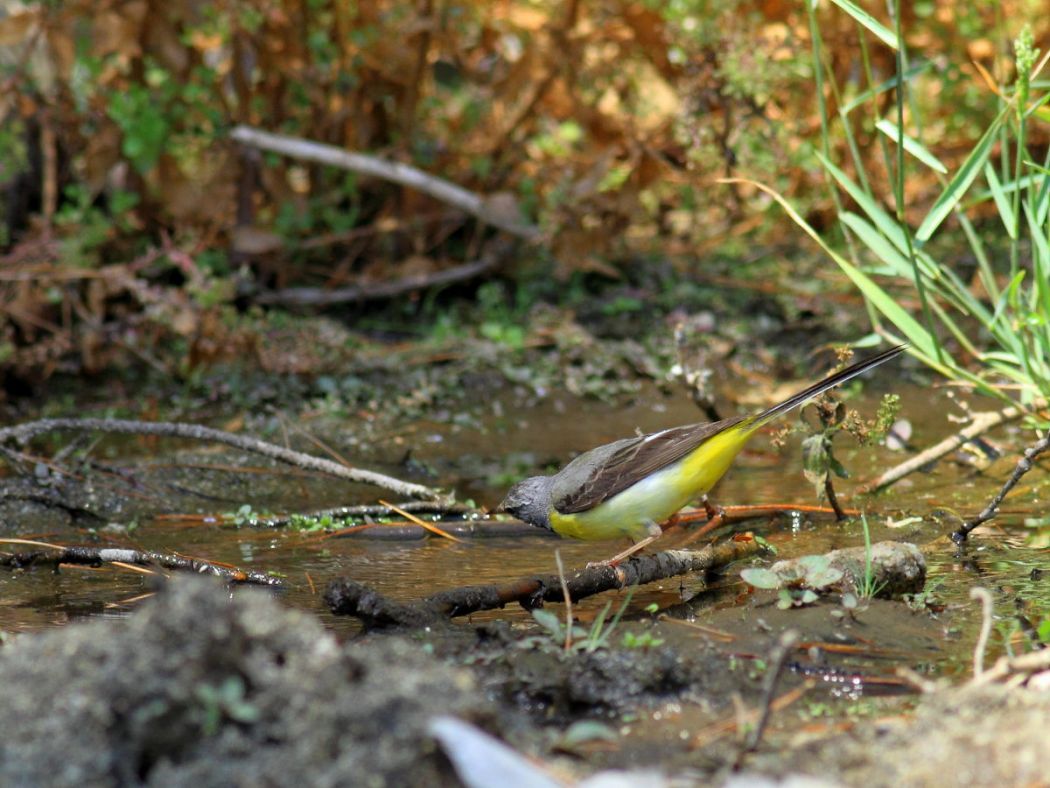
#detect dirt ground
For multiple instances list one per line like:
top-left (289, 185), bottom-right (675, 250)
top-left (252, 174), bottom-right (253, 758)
top-left (1, 577), bottom-right (1047, 787)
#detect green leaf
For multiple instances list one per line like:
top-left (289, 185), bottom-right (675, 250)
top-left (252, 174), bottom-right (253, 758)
top-left (741, 567), bottom-right (782, 590)
top-left (531, 609), bottom-right (563, 638)
top-left (916, 107), bottom-right (1009, 241)
top-left (841, 63), bottom-right (930, 115)
top-left (818, 155), bottom-right (908, 252)
top-left (983, 163), bottom-right (1017, 238)
top-left (720, 177), bottom-right (943, 362)
top-left (829, 454), bottom-right (850, 480)
top-left (828, 0), bottom-right (899, 50)
top-left (801, 433), bottom-right (830, 488)
top-left (875, 120), bottom-right (947, 174)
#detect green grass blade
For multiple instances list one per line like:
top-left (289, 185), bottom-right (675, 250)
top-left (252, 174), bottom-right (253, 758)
top-left (983, 163), bottom-right (1017, 238)
top-left (841, 63), bottom-right (930, 115)
top-left (827, 0), bottom-right (899, 50)
top-left (1025, 202), bottom-right (1050, 319)
top-left (818, 154), bottom-right (909, 251)
top-left (875, 120), bottom-right (947, 173)
top-left (916, 107), bottom-right (1009, 242)
top-left (722, 177), bottom-right (938, 359)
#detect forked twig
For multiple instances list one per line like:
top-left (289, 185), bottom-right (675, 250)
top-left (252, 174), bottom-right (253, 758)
top-left (953, 432), bottom-right (1050, 543)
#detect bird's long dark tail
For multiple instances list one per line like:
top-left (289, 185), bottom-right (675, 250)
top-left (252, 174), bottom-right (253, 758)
top-left (747, 344), bottom-right (908, 430)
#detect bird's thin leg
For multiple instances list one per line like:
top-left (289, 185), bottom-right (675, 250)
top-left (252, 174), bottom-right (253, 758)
top-left (702, 494), bottom-right (724, 521)
top-left (589, 520), bottom-right (662, 567)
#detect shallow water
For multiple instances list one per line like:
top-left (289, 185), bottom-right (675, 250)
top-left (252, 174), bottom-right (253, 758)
top-left (1, 381), bottom-right (1046, 689)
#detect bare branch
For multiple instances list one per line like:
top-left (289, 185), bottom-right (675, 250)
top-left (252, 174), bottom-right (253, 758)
top-left (230, 125), bottom-right (541, 241)
top-left (0, 418), bottom-right (442, 501)
top-left (859, 400), bottom-right (1045, 494)
top-left (255, 239), bottom-right (511, 307)
top-left (325, 537), bottom-right (763, 628)
top-left (0, 543), bottom-right (281, 586)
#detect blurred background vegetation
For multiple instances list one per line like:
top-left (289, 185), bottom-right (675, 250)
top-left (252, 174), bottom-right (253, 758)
top-left (0, 0), bottom-right (1046, 394)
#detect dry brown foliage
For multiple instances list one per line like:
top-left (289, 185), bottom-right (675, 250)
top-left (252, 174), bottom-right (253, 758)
top-left (0, 1), bottom-right (1045, 385)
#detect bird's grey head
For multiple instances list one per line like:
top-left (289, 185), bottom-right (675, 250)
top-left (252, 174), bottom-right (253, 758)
top-left (499, 475), bottom-right (554, 531)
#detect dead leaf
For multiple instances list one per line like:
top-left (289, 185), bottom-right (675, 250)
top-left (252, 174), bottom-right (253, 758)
top-left (0, 10), bottom-right (39, 46)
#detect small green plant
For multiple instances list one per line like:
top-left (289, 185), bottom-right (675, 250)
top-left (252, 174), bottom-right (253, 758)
top-left (229, 504), bottom-right (259, 526)
top-left (855, 514), bottom-right (887, 600)
top-left (194, 676), bottom-right (260, 735)
top-left (800, 389), bottom-right (900, 513)
top-left (530, 586), bottom-right (637, 653)
top-left (777, 588), bottom-right (819, 610)
top-left (903, 577), bottom-right (946, 613)
top-left (741, 554), bottom-right (844, 593)
top-left (621, 630), bottom-right (665, 649)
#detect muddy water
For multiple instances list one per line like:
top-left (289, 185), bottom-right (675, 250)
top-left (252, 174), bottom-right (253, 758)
top-left (1, 381), bottom-right (1047, 688)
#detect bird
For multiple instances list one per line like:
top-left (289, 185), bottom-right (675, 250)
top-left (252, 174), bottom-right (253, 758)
top-left (500, 344), bottom-right (906, 563)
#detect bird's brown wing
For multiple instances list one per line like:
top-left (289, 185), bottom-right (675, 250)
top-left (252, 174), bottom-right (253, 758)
top-left (553, 416), bottom-right (745, 514)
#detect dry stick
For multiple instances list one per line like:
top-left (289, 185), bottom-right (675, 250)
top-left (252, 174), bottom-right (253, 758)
top-left (230, 125), bottom-right (541, 241)
top-left (970, 648), bottom-right (1050, 687)
top-left (952, 432), bottom-right (1050, 543)
top-left (0, 541), bottom-right (282, 587)
top-left (255, 242), bottom-right (510, 307)
top-left (223, 500), bottom-right (476, 528)
top-left (970, 587), bottom-right (994, 677)
top-left (858, 400), bottom-right (1045, 494)
top-left (736, 629), bottom-right (801, 765)
top-left (554, 550), bottom-right (574, 652)
top-left (379, 499), bottom-right (464, 543)
top-left (0, 418), bottom-right (441, 501)
top-left (325, 537), bottom-right (762, 628)
top-left (676, 502), bottom-right (856, 547)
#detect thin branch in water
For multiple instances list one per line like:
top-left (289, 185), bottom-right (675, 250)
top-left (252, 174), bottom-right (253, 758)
top-left (953, 432), bottom-right (1050, 543)
top-left (0, 538), bottom-right (282, 587)
top-left (0, 417), bottom-right (442, 501)
top-left (860, 400), bottom-right (1045, 494)
top-left (325, 536), bottom-right (763, 628)
top-left (379, 499), bottom-right (464, 543)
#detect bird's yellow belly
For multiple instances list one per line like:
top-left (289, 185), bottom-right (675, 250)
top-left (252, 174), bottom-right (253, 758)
top-left (548, 425), bottom-right (753, 542)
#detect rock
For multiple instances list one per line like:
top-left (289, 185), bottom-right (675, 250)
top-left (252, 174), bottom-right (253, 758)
top-left (769, 541), bottom-right (925, 597)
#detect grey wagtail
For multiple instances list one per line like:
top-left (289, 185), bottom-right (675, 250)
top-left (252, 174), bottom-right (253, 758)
top-left (500, 344), bottom-right (906, 562)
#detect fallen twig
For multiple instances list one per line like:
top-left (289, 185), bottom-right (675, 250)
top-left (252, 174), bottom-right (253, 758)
top-left (859, 400), bottom-right (1046, 494)
top-left (255, 240), bottom-right (513, 307)
top-left (676, 502), bottom-right (856, 546)
top-left (324, 536), bottom-right (763, 628)
top-left (969, 649), bottom-right (1050, 687)
top-left (0, 417), bottom-right (441, 501)
top-left (0, 539), bottom-right (281, 586)
top-left (969, 587), bottom-right (994, 677)
top-left (204, 500), bottom-right (478, 528)
top-left (736, 629), bottom-right (800, 764)
top-left (952, 432), bottom-right (1050, 543)
top-left (231, 125), bottom-right (541, 241)
top-left (320, 519), bottom-right (551, 541)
